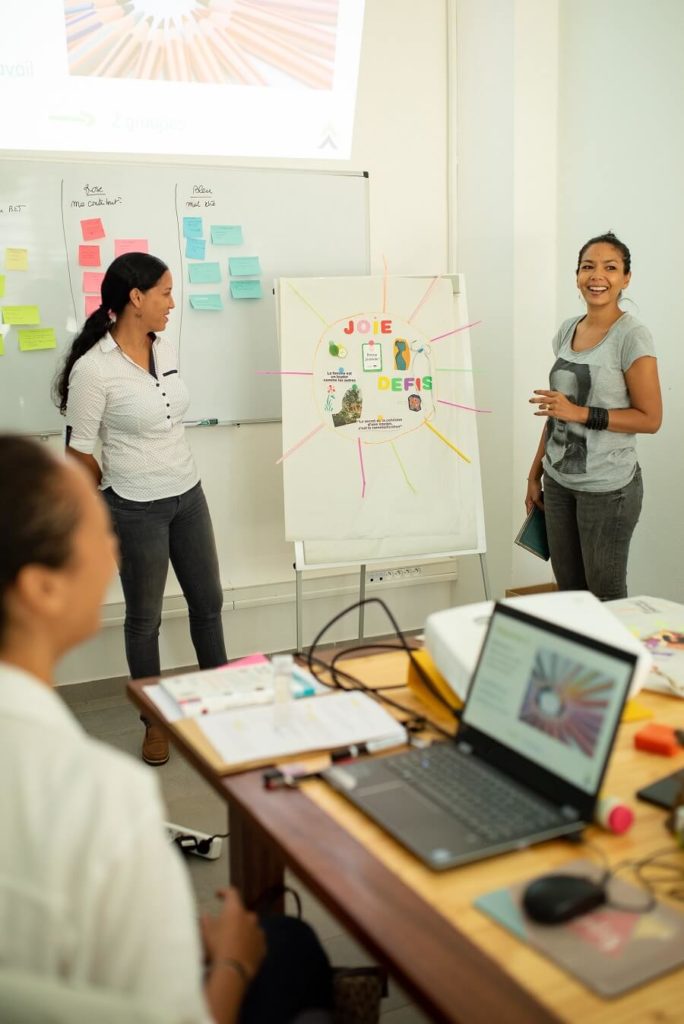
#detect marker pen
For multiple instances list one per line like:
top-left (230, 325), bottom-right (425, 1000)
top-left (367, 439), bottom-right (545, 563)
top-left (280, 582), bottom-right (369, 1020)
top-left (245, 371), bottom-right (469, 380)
top-left (594, 795), bottom-right (634, 834)
top-left (330, 732), bottom-right (407, 762)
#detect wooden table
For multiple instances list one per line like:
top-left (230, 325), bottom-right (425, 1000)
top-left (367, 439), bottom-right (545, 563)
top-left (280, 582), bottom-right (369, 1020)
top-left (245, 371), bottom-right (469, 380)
top-left (128, 652), bottom-right (684, 1024)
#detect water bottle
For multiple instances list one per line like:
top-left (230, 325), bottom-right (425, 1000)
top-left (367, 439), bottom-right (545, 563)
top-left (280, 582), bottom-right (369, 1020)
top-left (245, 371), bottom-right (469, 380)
top-left (272, 653), bottom-right (294, 730)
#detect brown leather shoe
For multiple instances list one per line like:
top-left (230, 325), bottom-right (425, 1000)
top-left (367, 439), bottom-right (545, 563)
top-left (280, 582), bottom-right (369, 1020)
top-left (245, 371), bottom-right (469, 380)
top-left (142, 723), bottom-right (170, 766)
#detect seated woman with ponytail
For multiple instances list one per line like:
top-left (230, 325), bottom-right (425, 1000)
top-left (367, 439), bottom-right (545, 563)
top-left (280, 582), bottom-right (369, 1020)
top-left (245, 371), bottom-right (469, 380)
top-left (53, 253), bottom-right (227, 765)
top-left (0, 437), bottom-right (333, 1024)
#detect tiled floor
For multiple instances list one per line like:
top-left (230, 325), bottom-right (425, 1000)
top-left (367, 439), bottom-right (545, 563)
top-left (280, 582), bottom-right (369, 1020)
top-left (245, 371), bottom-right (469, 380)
top-left (63, 677), bottom-right (431, 1023)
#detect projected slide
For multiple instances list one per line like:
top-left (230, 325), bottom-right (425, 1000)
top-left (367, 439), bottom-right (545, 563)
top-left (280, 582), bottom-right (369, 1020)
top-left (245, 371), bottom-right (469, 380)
top-left (0, 0), bottom-right (365, 158)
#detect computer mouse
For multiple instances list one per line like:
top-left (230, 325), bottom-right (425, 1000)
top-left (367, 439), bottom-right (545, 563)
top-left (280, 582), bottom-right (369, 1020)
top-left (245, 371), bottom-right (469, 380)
top-left (522, 872), bottom-right (606, 925)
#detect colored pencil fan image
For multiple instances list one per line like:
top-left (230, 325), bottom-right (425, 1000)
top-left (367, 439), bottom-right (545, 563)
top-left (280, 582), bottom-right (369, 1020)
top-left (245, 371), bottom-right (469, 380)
top-left (63, 0), bottom-right (339, 87)
top-left (519, 649), bottom-right (616, 757)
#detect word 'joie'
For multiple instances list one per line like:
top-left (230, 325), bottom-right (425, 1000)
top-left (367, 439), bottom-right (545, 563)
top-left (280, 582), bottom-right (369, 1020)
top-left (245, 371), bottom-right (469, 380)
top-left (343, 318), bottom-right (393, 335)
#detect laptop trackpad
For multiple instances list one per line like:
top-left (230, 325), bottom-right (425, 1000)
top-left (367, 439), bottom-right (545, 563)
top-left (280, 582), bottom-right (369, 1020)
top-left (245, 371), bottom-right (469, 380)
top-left (354, 780), bottom-right (483, 863)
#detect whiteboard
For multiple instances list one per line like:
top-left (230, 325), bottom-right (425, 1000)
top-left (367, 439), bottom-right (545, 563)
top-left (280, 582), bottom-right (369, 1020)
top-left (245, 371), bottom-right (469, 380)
top-left (279, 275), bottom-right (487, 569)
top-left (0, 161), bottom-right (369, 434)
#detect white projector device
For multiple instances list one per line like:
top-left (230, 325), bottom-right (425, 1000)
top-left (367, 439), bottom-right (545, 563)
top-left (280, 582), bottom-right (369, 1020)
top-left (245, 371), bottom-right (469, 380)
top-left (424, 590), bottom-right (651, 703)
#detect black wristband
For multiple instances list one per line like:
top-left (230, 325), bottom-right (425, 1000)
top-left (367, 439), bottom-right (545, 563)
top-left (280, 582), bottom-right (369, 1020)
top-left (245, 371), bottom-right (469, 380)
top-left (586, 406), bottom-right (608, 430)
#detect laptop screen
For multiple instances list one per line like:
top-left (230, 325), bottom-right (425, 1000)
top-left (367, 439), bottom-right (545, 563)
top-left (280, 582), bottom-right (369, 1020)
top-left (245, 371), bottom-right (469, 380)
top-left (461, 605), bottom-right (634, 795)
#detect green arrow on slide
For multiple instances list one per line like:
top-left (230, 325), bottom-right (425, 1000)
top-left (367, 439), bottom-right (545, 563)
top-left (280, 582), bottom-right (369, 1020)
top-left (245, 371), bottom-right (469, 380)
top-left (48, 112), bottom-right (95, 127)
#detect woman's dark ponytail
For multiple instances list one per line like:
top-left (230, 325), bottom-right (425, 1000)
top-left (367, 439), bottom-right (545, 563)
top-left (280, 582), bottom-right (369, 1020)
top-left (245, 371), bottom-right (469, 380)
top-left (52, 251), bottom-right (168, 415)
top-left (53, 306), bottom-right (112, 414)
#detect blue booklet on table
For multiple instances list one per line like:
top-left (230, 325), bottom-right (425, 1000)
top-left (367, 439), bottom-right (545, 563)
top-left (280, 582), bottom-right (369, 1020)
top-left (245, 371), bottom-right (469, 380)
top-left (514, 503), bottom-right (550, 561)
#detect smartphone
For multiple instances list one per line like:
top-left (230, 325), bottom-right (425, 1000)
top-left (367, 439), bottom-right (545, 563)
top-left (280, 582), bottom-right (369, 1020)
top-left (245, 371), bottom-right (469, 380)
top-left (636, 769), bottom-right (684, 810)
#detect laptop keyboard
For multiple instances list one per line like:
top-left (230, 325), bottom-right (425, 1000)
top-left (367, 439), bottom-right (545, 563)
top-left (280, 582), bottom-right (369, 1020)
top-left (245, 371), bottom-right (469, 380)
top-left (384, 744), bottom-right (565, 844)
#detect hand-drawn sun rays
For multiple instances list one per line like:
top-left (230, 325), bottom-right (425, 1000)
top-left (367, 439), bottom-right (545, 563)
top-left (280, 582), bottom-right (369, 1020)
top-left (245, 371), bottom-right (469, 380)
top-left (271, 276), bottom-right (487, 498)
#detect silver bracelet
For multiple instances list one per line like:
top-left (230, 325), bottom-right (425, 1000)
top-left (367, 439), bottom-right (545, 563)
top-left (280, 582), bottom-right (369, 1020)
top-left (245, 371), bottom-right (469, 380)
top-left (213, 957), bottom-right (251, 986)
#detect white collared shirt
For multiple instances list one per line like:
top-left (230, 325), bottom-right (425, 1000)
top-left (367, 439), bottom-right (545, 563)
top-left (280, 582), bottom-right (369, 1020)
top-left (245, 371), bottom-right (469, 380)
top-left (0, 663), bottom-right (211, 1023)
top-left (66, 333), bottom-right (199, 501)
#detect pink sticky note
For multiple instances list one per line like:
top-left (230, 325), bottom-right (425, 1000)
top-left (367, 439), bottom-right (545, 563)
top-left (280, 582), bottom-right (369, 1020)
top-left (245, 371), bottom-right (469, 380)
top-left (85, 294), bottom-right (101, 317)
top-left (79, 245), bottom-right (101, 267)
top-left (83, 271), bottom-right (105, 294)
top-left (81, 218), bottom-right (105, 241)
top-left (225, 653), bottom-right (269, 669)
top-left (115, 239), bottom-right (149, 257)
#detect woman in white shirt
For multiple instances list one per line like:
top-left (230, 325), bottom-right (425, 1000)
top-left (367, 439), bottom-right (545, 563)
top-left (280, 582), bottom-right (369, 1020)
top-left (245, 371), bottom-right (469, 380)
top-left (54, 253), bottom-right (227, 765)
top-left (0, 436), bottom-right (259, 1022)
top-left (0, 436), bottom-right (333, 1024)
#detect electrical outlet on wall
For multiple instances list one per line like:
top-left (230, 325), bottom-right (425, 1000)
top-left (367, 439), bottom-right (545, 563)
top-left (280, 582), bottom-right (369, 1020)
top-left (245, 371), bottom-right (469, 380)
top-left (368, 566), bottom-right (423, 583)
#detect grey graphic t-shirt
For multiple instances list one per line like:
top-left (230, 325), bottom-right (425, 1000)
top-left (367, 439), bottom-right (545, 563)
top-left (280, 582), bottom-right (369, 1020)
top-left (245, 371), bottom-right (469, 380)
top-left (542, 313), bottom-right (656, 492)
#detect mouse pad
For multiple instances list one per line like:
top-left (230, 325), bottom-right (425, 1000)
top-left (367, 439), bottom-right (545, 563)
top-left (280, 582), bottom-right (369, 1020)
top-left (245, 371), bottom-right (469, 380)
top-left (474, 859), bottom-right (684, 997)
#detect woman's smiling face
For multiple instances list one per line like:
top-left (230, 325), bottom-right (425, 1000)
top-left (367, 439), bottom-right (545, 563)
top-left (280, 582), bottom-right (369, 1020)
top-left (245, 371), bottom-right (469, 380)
top-left (576, 243), bottom-right (631, 310)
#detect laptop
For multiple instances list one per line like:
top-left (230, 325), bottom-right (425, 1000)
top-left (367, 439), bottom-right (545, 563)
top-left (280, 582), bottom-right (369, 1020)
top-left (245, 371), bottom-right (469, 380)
top-left (323, 601), bottom-right (636, 870)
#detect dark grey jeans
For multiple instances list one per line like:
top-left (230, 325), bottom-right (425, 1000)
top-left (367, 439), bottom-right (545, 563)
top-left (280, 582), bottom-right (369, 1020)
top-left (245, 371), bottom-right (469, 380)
top-left (543, 466), bottom-right (643, 601)
top-left (104, 481), bottom-right (227, 679)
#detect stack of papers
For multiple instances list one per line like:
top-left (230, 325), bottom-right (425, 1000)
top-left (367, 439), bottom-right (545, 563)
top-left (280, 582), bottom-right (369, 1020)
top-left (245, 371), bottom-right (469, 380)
top-left (607, 596), bottom-right (684, 696)
top-left (196, 690), bottom-right (407, 772)
top-left (156, 653), bottom-right (323, 718)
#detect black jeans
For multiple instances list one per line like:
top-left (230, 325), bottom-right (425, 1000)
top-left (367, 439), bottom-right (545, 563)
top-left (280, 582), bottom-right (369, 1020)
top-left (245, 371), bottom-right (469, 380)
top-left (240, 916), bottom-right (333, 1024)
top-left (104, 482), bottom-right (227, 679)
top-left (543, 466), bottom-right (643, 601)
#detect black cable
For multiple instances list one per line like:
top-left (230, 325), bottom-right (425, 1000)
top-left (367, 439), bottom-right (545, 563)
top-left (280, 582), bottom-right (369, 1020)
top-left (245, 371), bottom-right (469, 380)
top-left (573, 837), bottom-right (684, 914)
top-left (327, 643), bottom-right (432, 693)
top-left (609, 844), bottom-right (684, 911)
top-left (304, 597), bottom-right (457, 739)
top-left (310, 597), bottom-right (454, 710)
top-left (173, 829), bottom-right (230, 856)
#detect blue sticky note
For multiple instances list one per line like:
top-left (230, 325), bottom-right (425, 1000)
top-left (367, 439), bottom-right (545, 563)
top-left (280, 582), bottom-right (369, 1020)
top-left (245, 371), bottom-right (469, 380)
top-left (183, 217), bottom-right (203, 239)
top-left (188, 262), bottom-right (221, 284)
top-left (211, 225), bottom-right (243, 245)
top-left (186, 237), bottom-right (206, 260)
top-left (189, 294), bottom-right (223, 311)
top-left (229, 256), bottom-right (261, 277)
top-left (230, 279), bottom-right (262, 300)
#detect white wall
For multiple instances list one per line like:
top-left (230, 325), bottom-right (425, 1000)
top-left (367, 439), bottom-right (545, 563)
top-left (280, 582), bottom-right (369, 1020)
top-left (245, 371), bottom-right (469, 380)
top-left (455, 0), bottom-right (561, 598)
top-left (457, 0), bottom-right (682, 604)
top-left (511, 0), bottom-right (558, 588)
top-left (55, 0), bottom-right (500, 685)
top-left (454, 0), bottom-right (515, 604)
top-left (556, 0), bottom-right (684, 600)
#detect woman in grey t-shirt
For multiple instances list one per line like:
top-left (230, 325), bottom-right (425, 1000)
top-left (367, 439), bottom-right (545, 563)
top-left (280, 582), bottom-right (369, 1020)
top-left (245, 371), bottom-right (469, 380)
top-left (525, 232), bottom-right (662, 600)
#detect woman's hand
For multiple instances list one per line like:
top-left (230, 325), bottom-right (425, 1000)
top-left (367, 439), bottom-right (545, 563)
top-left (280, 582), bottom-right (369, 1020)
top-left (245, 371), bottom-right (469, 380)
top-left (530, 389), bottom-right (584, 423)
top-left (525, 477), bottom-right (544, 514)
top-left (201, 888), bottom-right (266, 981)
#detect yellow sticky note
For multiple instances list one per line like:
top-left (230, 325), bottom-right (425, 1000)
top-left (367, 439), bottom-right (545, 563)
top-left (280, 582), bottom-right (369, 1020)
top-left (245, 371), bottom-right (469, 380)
top-left (0, 335), bottom-right (4, 356)
top-left (0, 275), bottom-right (5, 297)
top-left (5, 248), bottom-right (28, 271)
top-left (18, 327), bottom-right (56, 352)
top-left (2, 305), bottom-right (40, 325)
